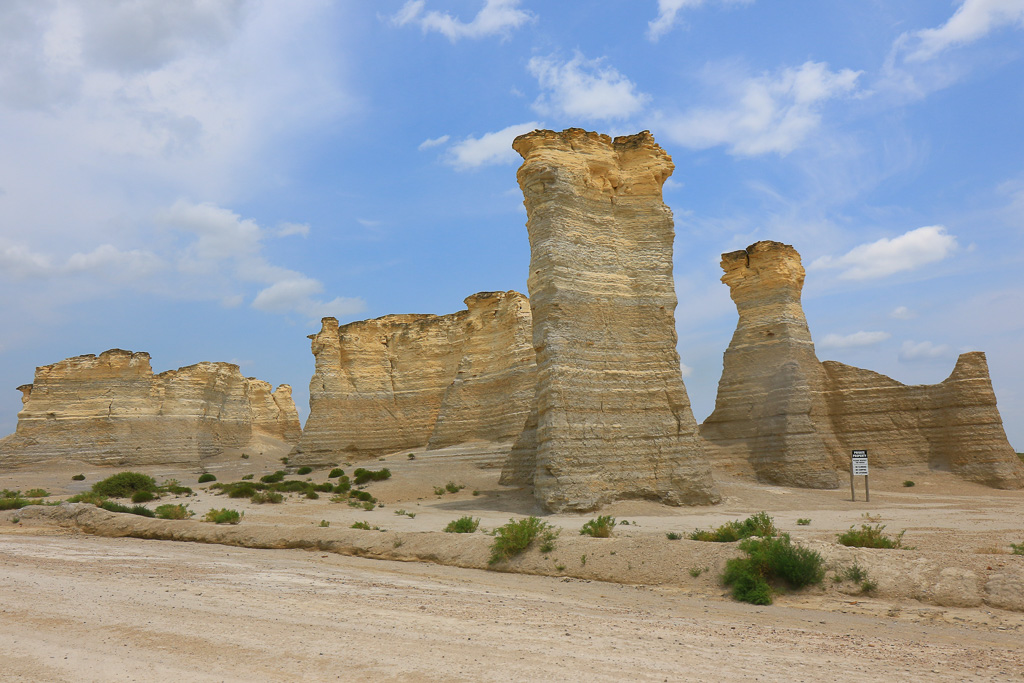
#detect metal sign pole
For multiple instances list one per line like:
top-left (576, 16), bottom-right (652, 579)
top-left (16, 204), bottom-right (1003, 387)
top-left (850, 459), bottom-right (856, 501)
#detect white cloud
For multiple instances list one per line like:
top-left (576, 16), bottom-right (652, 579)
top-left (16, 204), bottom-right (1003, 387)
top-left (904, 0), bottom-right (1024, 62)
top-left (391, 0), bottom-right (534, 42)
top-left (418, 134), bottom-right (450, 150)
top-left (251, 278), bottom-right (364, 320)
top-left (680, 361), bottom-right (694, 378)
top-left (810, 225), bottom-right (958, 280)
top-left (277, 222), bottom-right (309, 238)
top-left (647, 0), bottom-right (755, 41)
top-left (899, 340), bottom-right (952, 361)
top-left (0, 240), bottom-right (161, 282)
top-left (818, 331), bottom-right (892, 350)
top-left (446, 121), bottom-right (541, 170)
top-left (660, 61), bottom-right (861, 156)
top-left (889, 305), bottom-right (915, 320)
top-left (0, 243), bottom-right (52, 278)
top-left (528, 53), bottom-right (649, 121)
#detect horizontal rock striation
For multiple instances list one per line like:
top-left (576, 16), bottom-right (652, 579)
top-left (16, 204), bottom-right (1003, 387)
top-left (701, 241), bottom-right (1024, 489)
top-left (501, 128), bottom-right (720, 511)
top-left (0, 349), bottom-right (300, 468)
top-left (296, 291), bottom-right (536, 463)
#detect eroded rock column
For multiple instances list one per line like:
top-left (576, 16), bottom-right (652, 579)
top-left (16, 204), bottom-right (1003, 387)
top-left (501, 128), bottom-right (719, 511)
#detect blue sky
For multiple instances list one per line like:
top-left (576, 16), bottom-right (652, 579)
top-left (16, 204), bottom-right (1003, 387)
top-left (1, 0), bottom-right (1023, 450)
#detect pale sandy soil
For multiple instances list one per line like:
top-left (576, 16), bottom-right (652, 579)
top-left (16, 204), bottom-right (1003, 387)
top-left (2, 442), bottom-right (1023, 681)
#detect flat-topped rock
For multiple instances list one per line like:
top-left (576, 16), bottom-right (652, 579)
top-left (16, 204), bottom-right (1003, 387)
top-left (0, 349), bottom-right (300, 468)
top-left (501, 128), bottom-right (720, 511)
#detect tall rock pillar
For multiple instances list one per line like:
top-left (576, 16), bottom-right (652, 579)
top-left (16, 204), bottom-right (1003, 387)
top-left (700, 241), bottom-right (842, 488)
top-left (502, 128), bottom-right (719, 511)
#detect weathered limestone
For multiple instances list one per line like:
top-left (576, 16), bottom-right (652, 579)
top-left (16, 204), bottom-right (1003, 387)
top-left (702, 241), bottom-right (1024, 489)
top-left (500, 128), bottom-right (720, 511)
top-left (296, 291), bottom-right (536, 463)
top-left (700, 241), bottom-right (843, 488)
top-left (0, 349), bottom-right (300, 468)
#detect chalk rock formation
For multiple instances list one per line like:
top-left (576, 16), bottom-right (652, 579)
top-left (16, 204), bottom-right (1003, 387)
top-left (700, 241), bottom-right (842, 488)
top-left (702, 241), bottom-right (1024, 489)
top-left (500, 128), bottom-right (720, 511)
top-left (296, 291), bottom-right (535, 463)
top-left (0, 349), bottom-right (300, 468)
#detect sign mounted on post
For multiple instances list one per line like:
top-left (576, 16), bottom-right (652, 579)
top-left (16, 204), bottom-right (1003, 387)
top-left (850, 450), bottom-right (869, 502)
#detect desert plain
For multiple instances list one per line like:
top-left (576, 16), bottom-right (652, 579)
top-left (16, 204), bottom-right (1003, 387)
top-left (2, 442), bottom-right (1023, 682)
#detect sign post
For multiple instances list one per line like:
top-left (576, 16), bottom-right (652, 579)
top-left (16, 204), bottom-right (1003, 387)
top-left (850, 450), bottom-right (869, 502)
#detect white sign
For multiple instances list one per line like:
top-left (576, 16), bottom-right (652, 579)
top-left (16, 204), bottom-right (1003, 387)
top-left (851, 450), bottom-right (868, 476)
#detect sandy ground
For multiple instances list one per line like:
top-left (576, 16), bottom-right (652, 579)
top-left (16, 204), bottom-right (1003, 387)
top-left (2, 442), bottom-right (1024, 681)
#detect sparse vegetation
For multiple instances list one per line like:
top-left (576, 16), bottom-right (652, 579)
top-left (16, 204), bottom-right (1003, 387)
top-left (903, 480), bottom-right (915, 487)
top-left (796, 518), bottom-right (811, 526)
top-left (580, 515), bottom-right (616, 538)
top-left (445, 481), bottom-right (464, 494)
top-left (837, 562), bottom-right (877, 594)
top-left (24, 488), bottom-right (49, 498)
top-left (250, 491), bottom-right (284, 504)
top-left (100, 500), bottom-right (156, 517)
top-left (328, 468), bottom-right (345, 478)
top-left (723, 533), bottom-right (825, 605)
top-left (350, 521), bottom-right (372, 530)
top-left (204, 508), bottom-right (242, 524)
top-left (433, 486), bottom-right (446, 496)
top-left (1011, 542), bottom-right (1024, 555)
top-left (319, 520), bottom-right (330, 527)
top-left (198, 473), bottom-right (217, 483)
top-left (489, 517), bottom-right (558, 565)
top-left (155, 504), bottom-right (193, 520)
top-left (407, 453), bottom-right (415, 460)
top-left (689, 566), bottom-right (707, 578)
top-left (71, 474), bottom-right (85, 481)
top-left (296, 466), bottom-right (313, 475)
top-left (353, 468), bottom-right (391, 485)
top-left (837, 524), bottom-right (908, 549)
top-left (66, 491), bottom-right (106, 505)
top-left (666, 532), bottom-right (682, 540)
top-left (394, 509), bottom-right (416, 518)
top-left (0, 497), bottom-right (35, 511)
top-left (91, 471), bottom-right (157, 498)
top-left (445, 516), bottom-right (480, 533)
top-left (580, 554), bottom-right (586, 566)
top-left (241, 474), bottom-right (254, 480)
top-left (260, 471), bottom-right (286, 484)
top-left (472, 490), bottom-right (480, 496)
top-left (690, 512), bottom-right (777, 542)
top-left (131, 490), bottom-right (156, 503)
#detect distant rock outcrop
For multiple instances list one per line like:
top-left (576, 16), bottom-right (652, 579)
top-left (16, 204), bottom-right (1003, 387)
top-left (0, 349), bottom-right (300, 468)
top-left (701, 241), bottom-right (1024, 489)
top-left (500, 128), bottom-right (720, 511)
top-left (296, 291), bottom-right (535, 463)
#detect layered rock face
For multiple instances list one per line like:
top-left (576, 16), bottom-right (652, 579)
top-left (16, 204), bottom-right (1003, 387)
top-left (702, 241), bottom-right (1024, 489)
top-left (0, 349), bottom-right (301, 468)
top-left (500, 128), bottom-right (720, 511)
top-left (296, 291), bottom-right (535, 463)
top-left (700, 242), bottom-right (842, 488)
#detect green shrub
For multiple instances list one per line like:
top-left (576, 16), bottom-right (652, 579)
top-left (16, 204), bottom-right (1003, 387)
top-left (690, 512), bottom-right (777, 542)
top-left (204, 508), bottom-right (242, 524)
top-left (131, 490), bottom-right (156, 503)
top-left (408, 453), bottom-right (416, 460)
top-left (350, 490), bottom-right (375, 503)
top-left (251, 491), bottom-right (284, 504)
top-left (361, 500), bottom-right (374, 510)
top-left (353, 468), bottom-right (391, 485)
top-left (796, 518), bottom-right (811, 526)
top-left (221, 482), bottom-right (261, 498)
top-left (445, 481), bottom-right (464, 494)
top-left (0, 498), bottom-right (33, 511)
top-left (445, 516), bottom-right (480, 533)
top-left (837, 562), bottom-right (877, 593)
top-left (837, 524), bottom-right (907, 549)
top-left (314, 482), bottom-right (335, 493)
top-left (198, 473), bottom-right (217, 483)
top-left (1, 489), bottom-right (19, 498)
top-left (92, 471), bottom-right (157, 498)
top-left (328, 468), bottom-right (345, 478)
top-left (666, 532), bottom-right (682, 540)
top-left (351, 521), bottom-right (371, 530)
top-left (66, 491), bottom-right (106, 505)
top-left (902, 480), bottom-right (915, 487)
top-left (722, 534), bottom-right (825, 605)
top-left (319, 519), bottom-right (330, 527)
top-left (433, 486), bottom-right (446, 496)
top-left (71, 474), bottom-right (86, 481)
top-left (24, 488), bottom-right (49, 498)
top-left (159, 480), bottom-right (193, 496)
top-left (306, 491), bottom-right (320, 500)
top-left (100, 500), bottom-right (155, 517)
top-left (689, 566), bottom-right (707, 577)
top-left (489, 517), bottom-right (557, 564)
top-left (394, 509), bottom-right (416, 518)
top-left (334, 476), bottom-right (351, 493)
top-left (296, 466), bottom-right (313, 475)
top-left (580, 515), bottom-right (616, 538)
top-left (155, 504), bottom-right (193, 520)
top-left (1010, 542), bottom-right (1023, 555)
top-left (260, 471), bottom-right (286, 484)
top-left (241, 474), bottom-right (254, 480)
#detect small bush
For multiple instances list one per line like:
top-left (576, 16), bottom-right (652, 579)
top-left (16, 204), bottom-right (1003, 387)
top-left (666, 532), bottom-right (682, 540)
top-left (723, 534), bottom-right (825, 605)
top-left (361, 500), bottom-right (374, 511)
top-left (71, 474), bottom-right (86, 481)
top-left (796, 518), bottom-right (811, 526)
top-left (251, 491), bottom-right (284, 504)
top-left (690, 512), bottom-right (777, 542)
top-left (66, 491), bottom-right (106, 505)
top-left (0, 498), bottom-right (33, 511)
top-left (433, 486), bottom-right (446, 496)
top-left (353, 468), bottom-right (391, 485)
top-left (241, 474), bottom-right (254, 480)
top-left (445, 481), bottom-right (464, 494)
top-left (155, 504), bottom-right (193, 520)
top-left (837, 524), bottom-right (907, 549)
top-left (319, 520), bottom-right (330, 527)
top-left (24, 488), bottom-right (49, 498)
top-left (394, 509), bottom-right (416, 518)
top-left (296, 466), bottom-right (313, 475)
top-left (160, 480), bottom-right (193, 496)
top-left (445, 516), bottom-right (480, 533)
top-left (198, 473), bottom-right (217, 483)
top-left (350, 490), bottom-right (375, 503)
top-left (260, 471), bottom-right (286, 484)
top-left (305, 491), bottom-right (320, 500)
top-left (408, 453), bottom-right (416, 460)
top-left (131, 490), bottom-right (156, 503)
top-left (841, 562), bottom-right (868, 583)
top-left (1010, 542), bottom-right (1024, 555)
top-left (489, 517), bottom-right (557, 564)
top-left (92, 472), bottom-right (157, 498)
top-left (351, 521), bottom-right (371, 530)
top-left (204, 508), bottom-right (242, 524)
top-left (221, 482), bottom-right (261, 498)
top-left (580, 515), bottom-right (616, 538)
top-left (328, 468), bottom-right (345, 478)
top-left (903, 480), bottom-right (915, 488)
top-left (689, 566), bottom-right (707, 577)
top-left (100, 500), bottom-right (155, 517)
